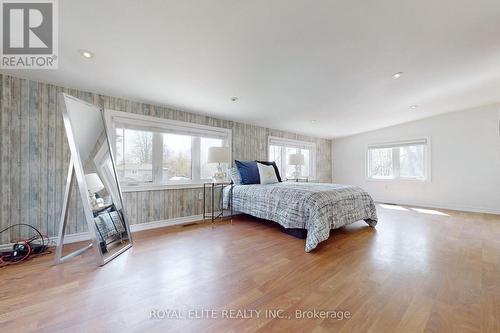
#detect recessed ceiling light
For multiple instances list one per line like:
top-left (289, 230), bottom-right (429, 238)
top-left (231, 97), bottom-right (238, 102)
top-left (409, 105), bottom-right (418, 109)
top-left (310, 120), bottom-right (317, 123)
top-left (392, 72), bottom-right (403, 79)
top-left (78, 49), bottom-right (94, 59)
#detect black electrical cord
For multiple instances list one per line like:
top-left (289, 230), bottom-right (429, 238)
top-left (0, 223), bottom-right (46, 247)
top-left (0, 224), bottom-right (48, 266)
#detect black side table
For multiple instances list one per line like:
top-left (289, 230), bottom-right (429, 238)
top-left (286, 178), bottom-right (309, 182)
top-left (203, 182), bottom-right (233, 223)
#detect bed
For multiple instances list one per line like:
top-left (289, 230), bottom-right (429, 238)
top-left (223, 182), bottom-right (378, 252)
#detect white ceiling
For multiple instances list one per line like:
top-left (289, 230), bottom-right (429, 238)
top-left (3, 0), bottom-right (500, 138)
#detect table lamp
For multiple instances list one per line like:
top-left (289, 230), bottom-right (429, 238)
top-left (288, 153), bottom-right (305, 178)
top-left (85, 173), bottom-right (105, 208)
top-left (207, 147), bottom-right (230, 182)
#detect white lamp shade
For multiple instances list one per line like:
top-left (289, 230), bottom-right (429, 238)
top-left (85, 173), bottom-right (105, 193)
top-left (288, 153), bottom-right (305, 166)
top-left (207, 146), bottom-right (230, 163)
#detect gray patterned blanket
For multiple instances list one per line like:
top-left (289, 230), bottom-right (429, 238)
top-left (223, 182), bottom-right (377, 252)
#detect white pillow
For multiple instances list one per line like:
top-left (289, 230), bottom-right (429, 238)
top-left (228, 167), bottom-right (242, 185)
top-left (257, 162), bottom-right (279, 185)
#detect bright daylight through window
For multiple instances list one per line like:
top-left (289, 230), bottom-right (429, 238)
top-left (367, 138), bottom-right (429, 180)
top-left (268, 136), bottom-right (316, 179)
top-left (109, 111), bottom-right (230, 188)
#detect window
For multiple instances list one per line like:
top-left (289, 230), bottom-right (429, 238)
top-left (107, 110), bottom-right (231, 189)
top-left (162, 133), bottom-right (192, 181)
top-left (200, 137), bottom-right (224, 180)
top-left (268, 136), bottom-right (316, 179)
top-left (94, 143), bottom-right (123, 209)
top-left (115, 128), bottom-right (153, 183)
top-left (367, 138), bottom-right (430, 181)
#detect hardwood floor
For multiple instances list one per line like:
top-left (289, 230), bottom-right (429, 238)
top-left (1, 204), bottom-right (499, 332)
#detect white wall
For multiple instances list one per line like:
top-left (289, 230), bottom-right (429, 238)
top-left (333, 104), bottom-right (500, 214)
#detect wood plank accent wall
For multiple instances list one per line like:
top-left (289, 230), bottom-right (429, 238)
top-left (0, 74), bottom-right (332, 244)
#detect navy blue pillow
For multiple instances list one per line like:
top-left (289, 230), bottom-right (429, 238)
top-left (235, 160), bottom-right (260, 184)
top-left (256, 160), bottom-right (282, 182)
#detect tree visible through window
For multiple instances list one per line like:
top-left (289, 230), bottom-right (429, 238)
top-left (113, 120), bottom-right (229, 186)
top-left (163, 133), bottom-right (192, 181)
top-left (368, 148), bottom-right (393, 178)
top-left (367, 139), bottom-right (428, 180)
top-left (400, 145), bottom-right (425, 178)
top-left (115, 128), bottom-right (153, 182)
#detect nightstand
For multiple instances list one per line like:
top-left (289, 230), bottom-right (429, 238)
top-left (286, 177), bottom-right (309, 182)
top-left (92, 202), bottom-right (114, 217)
top-left (203, 182), bottom-right (233, 222)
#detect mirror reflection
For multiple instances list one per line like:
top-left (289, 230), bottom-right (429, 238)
top-left (62, 95), bottom-right (132, 262)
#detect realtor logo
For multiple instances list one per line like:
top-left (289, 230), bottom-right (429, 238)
top-left (1, 0), bottom-right (58, 68)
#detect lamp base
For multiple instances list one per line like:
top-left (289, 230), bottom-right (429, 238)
top-left (213, 164), bottom-right (226, 183)
top-left (292, 165), bottom-right (301, 178)
top-left (89, 192), bottom-right (98, 209)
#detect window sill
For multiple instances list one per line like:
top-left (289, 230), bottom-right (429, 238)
top-left (121, 183), bottom-right (207, 192)
top-left (366, 177), bottom-right (429, 183)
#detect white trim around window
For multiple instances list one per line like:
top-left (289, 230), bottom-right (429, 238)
top-left (267, 136), bottom-right (317, 180)
top-left (365, 137), bottom-right (431, 182)
top-left (104, 110), bottom-right (232, 192)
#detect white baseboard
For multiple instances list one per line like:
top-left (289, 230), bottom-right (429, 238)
top-left (0, 233), bottom-right (92, 251)
top-left (129, 214), bottom-right (204, 232)
top-left (374, 198), bottom-right (500, 215)
top-left (0, 213), bottom-right (244, 248)
top-left (58, 214), bottom-right (206, 245)
top-left (0, 214), bottom-right (207, 249)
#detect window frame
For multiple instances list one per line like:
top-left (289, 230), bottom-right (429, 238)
top-left (104, 110), bottom-right (232, 191)
top-left (365, 137), bottom-right (431, 182)
top-left (267, 136), bottom-right (317, 180)
top-left (93, 142), bottom-right (123, 209)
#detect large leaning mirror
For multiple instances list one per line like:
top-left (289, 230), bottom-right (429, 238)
top-left (55, 93), bottom-right (132, 266)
